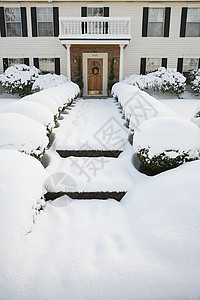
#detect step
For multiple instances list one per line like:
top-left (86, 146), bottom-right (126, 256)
top-left (56, 150), bottom-right (122, 158)
top-left (45, 191), bottom-right (126, 202)
top-left (45, 156), bottom-right (133, 194)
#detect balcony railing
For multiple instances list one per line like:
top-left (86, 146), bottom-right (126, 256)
top-left (59, 17), bottom-right (131, 39)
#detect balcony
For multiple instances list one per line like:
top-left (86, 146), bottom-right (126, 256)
top-left (59, 17), bottom-right (131, 44)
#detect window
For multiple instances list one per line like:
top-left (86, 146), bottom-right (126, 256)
top-left (87, 7), bottom-right (104, 17)
top-left (37, 8), bottom-right (53, 36)
top-left (148, 8), bottom-right (165, 37)
top-left (183, 58), bottom-right (199, 71)
top-left (8, 58), bottom-right (24, 67)
top-left (39, 58), bottom-right (55, 73)
top-left (186, 8), bottom-right (200, 37)
top-left (146, 58), bottom-right (162, 73)
top-left (4, 7), bottom-right (22, 36)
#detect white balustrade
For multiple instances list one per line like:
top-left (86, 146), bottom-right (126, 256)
top-left (59, 17), bottom-right (131, 38)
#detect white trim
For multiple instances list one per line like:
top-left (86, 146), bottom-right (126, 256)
top-left (66, 44), bottom-right (71, 80)
top-left (60, 40), bottom-right (129, 46)
top-left (119, 44), bottom-right (124, 81)
top-left (83, 52), bottom-right (108, 97)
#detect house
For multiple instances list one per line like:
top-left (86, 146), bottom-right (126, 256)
top-left (0, 0), bottom-right (200, 96)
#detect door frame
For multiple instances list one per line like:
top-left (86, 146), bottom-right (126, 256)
top-left (83, 53), bottom-right (108, 96)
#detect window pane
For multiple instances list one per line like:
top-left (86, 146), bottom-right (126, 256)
top-left (6, 22), bottom-right (21, 36)
top-left (37, 7), bottom-right (53, 22)
top-left (183, 58), bottom-right (198, 71)
top-left (39, 58), bottom-right (54, 73)
top-left (186, 23), bottom-right (200, 37)
top-left (148, 22), bottom-right (163, 37)
top-left (38, 22), bottom-right (53, 36)
top-left (87, 7), bottom-right (104, 17)
top-left (149, 8), bottom-right (165, 22)
top-left (146, 58), bottom-right (162, 72)
top-left (5, 8), bottom-right (21, 22)
top-left (8, 58), bottom-right (23, 66)
top-left (187, 8), bottom-right (200, 22)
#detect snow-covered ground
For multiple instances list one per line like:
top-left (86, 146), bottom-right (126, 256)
top-left (0, 91), bottom-right (200, 299)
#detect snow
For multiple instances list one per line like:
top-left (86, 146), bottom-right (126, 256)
top-left (0, 64), bottom-right (40, 86)
top-left (55, 98), bottom-right (129, 151)
top-left (1, 160), bottom-right (200, 299)
top-left (45, 143), bottom-right (137, 193)
top-left (133, 116), bottom-right (200, 159)
top-left (1, 87), bottom-right (200, 299)
top-left (1, 101), bottom-right (55, 132)
top-left (32, 74), bottom-right (69, 91)
top-left (0, 112), bottom-right (48, 156)
top-left (123, 67), bottom-right (186, 95)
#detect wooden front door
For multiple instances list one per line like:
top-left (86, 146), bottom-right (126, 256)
top-left (88, 59), bottom-right (103, 95)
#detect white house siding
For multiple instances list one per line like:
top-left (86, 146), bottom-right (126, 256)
top-left (0, 1), bottom-right (200, 78)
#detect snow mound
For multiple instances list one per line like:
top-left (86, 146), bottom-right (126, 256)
top-left (22, 93), bottom-right (59, 117)
top-left (0, 149), bottom-right (45, 255)
top-left (122, 160), bottom-right (200, 299)
top-left (1, 101), bottom-right (55, 133)
top-left (123, 67), bottom-right (186, 96)
top-left (133, 116), bottom-right (200, 159)
top-left (0, 113), bottom-right (48, 156)
top-left (32, 74), bottom-right (69, 91)
top-left (0, 64), bottom-right (40, 86)
top-left (112, 82), bottom-right (176, 130)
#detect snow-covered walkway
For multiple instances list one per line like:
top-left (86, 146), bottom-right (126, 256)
top-left (45, 98), bottom-right (144, 194)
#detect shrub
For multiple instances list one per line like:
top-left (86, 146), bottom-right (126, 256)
top-left (75, 57), bottom-right (83, 93)
top-left (133, 116), bottom-right (200, 175)
top-left (0, 64), bottom-right (40, 97)
top-left (124, 67), bottom-right (186, 97)
top-left (32, 74), bottom-right (69, 92)
top-left (108, 58), bottom-right (117, 92)
top-left (190, 69), bottom-right (200, 95)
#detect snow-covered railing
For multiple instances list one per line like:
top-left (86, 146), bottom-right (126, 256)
top-left (59, 17), bottom-right (131, 39)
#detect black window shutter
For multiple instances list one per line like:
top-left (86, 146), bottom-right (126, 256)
top-left (104, 7), bottom-right (109, 17)
top-left (164, 8), bottom-right (171, 37)
top-left (180, 7), bottom-right (187, 37)
top-left (21, 7), bottom-right (28, 37)
top-left (33, 58), bottom-right (39, 69)
top-left (162, 58), bottom-right (167, 68)
top-left (23, 58), bottom-right (29, 66)
top-left (198, 59), bottom-right (200, 69)
top-left (142, 7), bottom-right (149, 37)
top-left (140, 58), bottom-right (146, 75)
top-left (31, 7), bottom-right (37, 37)
top-left (53, 7), bottom-right (59, 37)
top-left (81, 7), bottom-right (87, 34)
top-left (3, 58), bottom-right (8, 72)
top-left (81, 7), bottom-right (87, 17)
top-left (55, 58), bottom-right (60, 75)
top-left (0, 7), bottom-right (6, 37)
top-left (177, 58), bottom-right (183, 73)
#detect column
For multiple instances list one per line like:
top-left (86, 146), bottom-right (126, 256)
top-left (119, 44), bottom-right (124, 82)
top-left (66, 44), bottom-right (71, 80)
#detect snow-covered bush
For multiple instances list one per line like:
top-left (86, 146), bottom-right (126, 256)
top-left (112, 82), bottom-right (175, 131)
top-left (32, 74), bottom-right (69, 92)
top-left (0, 113), bottom-right (48, 158)
top-left (190, 69), bottom-right (200, 95)
top-left (1, 101), bottom-right (55, 136)
top-left (124, 67), bottom-right (186, 97)
top-left (133, 116), bottom-right (200, 174)
top-left (0, 64), bottom-right (40, 97)
top-left (22, 82), bottom-right (79, 121)
top-left (0, 149), bottom-right (45, 242)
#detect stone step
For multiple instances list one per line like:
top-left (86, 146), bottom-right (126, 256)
top-left (56, 150), bottom-right (122, 158)
top-left (45, 191), bottom-right (126, 202)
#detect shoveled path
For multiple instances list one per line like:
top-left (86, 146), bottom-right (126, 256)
top-left (45, 98), bottom-right (143, 199)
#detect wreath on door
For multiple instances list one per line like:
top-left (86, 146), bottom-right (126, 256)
top-left (92, 66), bottom-right (99, 75)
